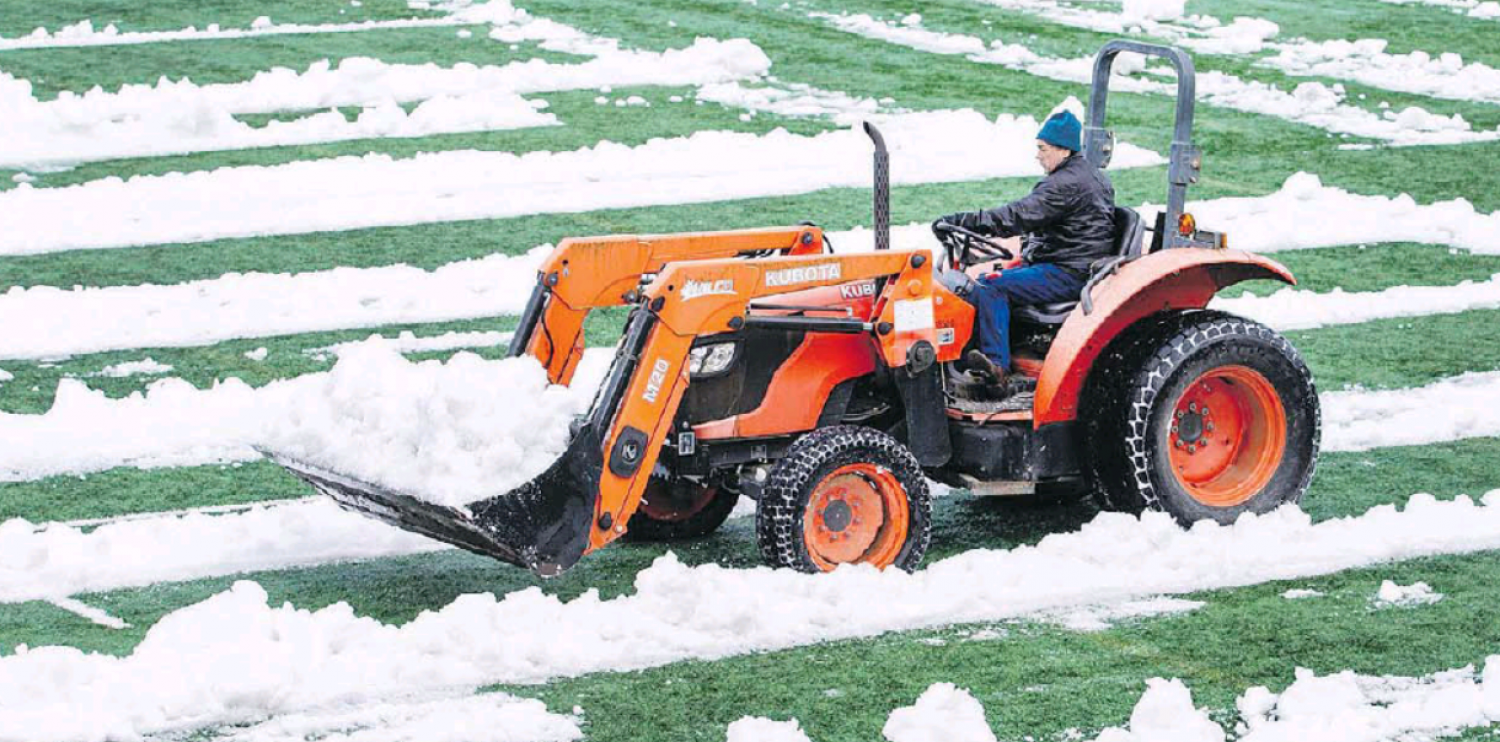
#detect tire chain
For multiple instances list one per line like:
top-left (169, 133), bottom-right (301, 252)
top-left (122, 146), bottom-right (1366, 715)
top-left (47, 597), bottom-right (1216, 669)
top-left (756, 425), bottom-right (931, 572)
top-left (1120, 314), bottom-right (1322, 513)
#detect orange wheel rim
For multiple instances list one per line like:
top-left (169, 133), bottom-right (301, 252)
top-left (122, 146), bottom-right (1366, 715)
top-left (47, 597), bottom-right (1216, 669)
top-left (639, 484), bottom-right (716, 523)
top-left (802, 463), bottom-right (909, 571)
top-left (1167, 365), bottom-right (1287, 507)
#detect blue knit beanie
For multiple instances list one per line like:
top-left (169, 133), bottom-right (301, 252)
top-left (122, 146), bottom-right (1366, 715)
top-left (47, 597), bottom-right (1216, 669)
top-left (1037, 110), bottom-right (1082, 152)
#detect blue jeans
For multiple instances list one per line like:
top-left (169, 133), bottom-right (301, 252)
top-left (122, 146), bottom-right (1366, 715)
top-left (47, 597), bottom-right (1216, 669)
top-left (968, 263), bottom-right (1086, 371)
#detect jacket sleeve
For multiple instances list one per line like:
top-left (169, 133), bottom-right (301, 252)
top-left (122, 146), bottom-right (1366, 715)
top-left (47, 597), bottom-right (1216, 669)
top-left (968, 179), bottom-right (1080, 238)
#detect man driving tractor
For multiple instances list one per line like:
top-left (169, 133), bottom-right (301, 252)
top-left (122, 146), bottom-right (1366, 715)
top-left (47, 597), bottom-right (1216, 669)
top-left (935, 109), bottom-right (1116, 389)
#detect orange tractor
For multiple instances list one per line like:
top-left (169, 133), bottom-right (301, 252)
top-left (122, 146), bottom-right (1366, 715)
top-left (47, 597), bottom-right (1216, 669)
top-left (267, 41), bottom-right (1320, 576)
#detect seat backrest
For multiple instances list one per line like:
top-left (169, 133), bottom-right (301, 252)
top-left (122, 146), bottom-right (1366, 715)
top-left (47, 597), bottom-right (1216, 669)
top-left (1113, 205), bottom-right (1145, 258)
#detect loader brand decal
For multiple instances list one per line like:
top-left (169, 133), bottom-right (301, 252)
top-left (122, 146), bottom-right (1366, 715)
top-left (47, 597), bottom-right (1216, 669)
top-left (642, 358), bottom-right (671, 404)
top-left (680, 278), bottom-right (736, 301)
top-left (765, 263), bottom-right (842, 288)
top-left (938, 327), bottom-right (956, 346)
top-left (839, 281), bottom-right (876, 300)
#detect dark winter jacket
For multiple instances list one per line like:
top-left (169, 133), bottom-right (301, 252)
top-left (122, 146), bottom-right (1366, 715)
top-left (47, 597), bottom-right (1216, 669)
top-left (962, 154), bottom-right (1115, 277)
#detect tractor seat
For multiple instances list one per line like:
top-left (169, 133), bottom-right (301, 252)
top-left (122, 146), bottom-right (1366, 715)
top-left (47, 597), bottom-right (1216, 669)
top-left (1012, 206), bottom-right (1144, 325)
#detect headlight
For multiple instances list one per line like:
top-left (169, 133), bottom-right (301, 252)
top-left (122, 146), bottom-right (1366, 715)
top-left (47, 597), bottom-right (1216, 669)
top-left (688, 342), bottom-right (737, 376)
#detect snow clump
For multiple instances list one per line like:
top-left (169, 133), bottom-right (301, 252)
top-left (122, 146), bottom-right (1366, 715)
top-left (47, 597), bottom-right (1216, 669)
top-left (726, 717), bottom-right (812, 742)
top-left (882, 683), bottom-right (997, 742)
top-left (1373, 580), bottom-right (1444, 607)
top-left (1092, 679), bottom-right (1224, 742)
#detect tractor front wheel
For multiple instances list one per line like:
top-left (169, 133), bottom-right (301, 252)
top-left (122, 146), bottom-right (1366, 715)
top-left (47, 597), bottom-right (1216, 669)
top-left (1090, 313), bottom-right (1320, 524)
top-left (624, 478), bottom-right (739, 542)
top-left (756, 426), bottom-right (932, 573)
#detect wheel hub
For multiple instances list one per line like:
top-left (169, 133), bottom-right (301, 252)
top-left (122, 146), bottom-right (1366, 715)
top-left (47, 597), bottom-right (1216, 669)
top-left (1176, 409), bottom-right (1205, 444)
top-left (821, 499), bottom-right (853, 532)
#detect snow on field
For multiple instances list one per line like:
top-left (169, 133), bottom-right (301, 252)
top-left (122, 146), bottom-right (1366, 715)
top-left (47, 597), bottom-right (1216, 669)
top-left (1373, 580), bottom-right (1444, 607)
top-left (1263, 39), bottom-right (1500, 105)
top-left (6, 171), bottom-right (1495, 361)
top-left (0, 247), bottom-right (548, 360)
top-left (0, 498), bottom-right (442, 602)
top-left (813, 13), bottom-right (1500, 145)
top-left (1212, 274), bottom-right (1500, 331)
top-left (1321, 370), bottom-right (1500, 452)
top-left (1380, 0), bottom-right (1500, 19)
top-left (5, 493), bottom-right (1500, 740)
top-left (726, 717), bottom-right (812, 742)
top-left (0, 35), bottom-right (768, 169)
top-left (1041, 597), bottom-right (1205, 632)
top-left (882, 683), bottom-right (997, 742)
top-left (0, 110), bottom-right (1163, 255)
top-left (3, 334), bottom-right (1499, 483)
top-left (1087, 679), bottom-right (1223, 742)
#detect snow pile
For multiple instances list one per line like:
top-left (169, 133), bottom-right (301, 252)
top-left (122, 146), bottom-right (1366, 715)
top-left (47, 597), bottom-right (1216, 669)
top-left (221, 694), bottom-right (582, 742)
top-left (0, 342), bottom-right (612, 482)
top-left (1236, 662), bottom-right (1498, 740)
top-left (0, 110), bottom-right (1163, 255)
top-left (1263, 39), bottom-right (1500, 104)
top-left (1179, 17), bottom-right (1280, 55)
top-left (0, 499), bottom-right (442, 602)
top-left (1212, 274), bottom-right (1500, 332)
top-left (726, 717), bottom-right (813, 742)
top-left (1174, 172), bottom-right (1500, 255)
top-left (814, 14), bottom-right (1500, 145)
top-left (882, 683), bottom-right (997, 742)
top-left (0, 247), bottom-right (549, 360)
top-left (1121, 0), bottom-right (1187, 22)
top-left (92, 358), bottom-right (175, 378)
top-left (259, 341), bottom-right (608, 507)
top-left (1321, 370), bottom-right (1500, 452)
top-left (9, 491), bottom-right (1500, 740)
top-left (0, 368), bottom-right (11, 383)
top-left (1373, 580), bottom-right (1444, 607)
top-left (1091, 679), bottom-right (1223, 742)
top-left (0, 36), bottom-right (770, 169)
top-left (5, 350), bottom-right (1499, 481)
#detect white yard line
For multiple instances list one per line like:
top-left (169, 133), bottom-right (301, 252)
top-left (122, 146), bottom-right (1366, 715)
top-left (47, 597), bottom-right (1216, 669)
top-left (812, 12), bottom-right (1500, 145)
top-left (3, 171), bottom-right (1493, 361)
top-left (0, 109), bottom-right (1163, 256)
top-left (4, 491), bottom-right (1500, 741)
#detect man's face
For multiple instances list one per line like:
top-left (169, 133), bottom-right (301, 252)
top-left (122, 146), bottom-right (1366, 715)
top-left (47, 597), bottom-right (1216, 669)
top-left (1036, 140), bottom-right (1071, 173)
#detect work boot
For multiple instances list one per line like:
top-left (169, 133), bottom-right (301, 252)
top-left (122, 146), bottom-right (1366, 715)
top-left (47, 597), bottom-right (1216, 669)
top-left (963, 350), bottom-right (1007, 386)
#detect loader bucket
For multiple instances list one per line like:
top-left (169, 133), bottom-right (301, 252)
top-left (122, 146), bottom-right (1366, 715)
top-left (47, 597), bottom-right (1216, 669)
top-left (258, 420), bottom-right (605, 578)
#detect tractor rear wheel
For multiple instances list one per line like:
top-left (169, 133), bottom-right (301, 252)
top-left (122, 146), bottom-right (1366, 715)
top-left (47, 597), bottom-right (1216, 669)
top-left (756, 426), bottom-right (931, 573)
top-left (1088, 313), bottom-right (1320, 524)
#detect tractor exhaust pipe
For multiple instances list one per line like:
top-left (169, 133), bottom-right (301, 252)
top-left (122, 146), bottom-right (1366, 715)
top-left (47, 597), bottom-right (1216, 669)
top-left (863, 122), bottom-right (890, 252)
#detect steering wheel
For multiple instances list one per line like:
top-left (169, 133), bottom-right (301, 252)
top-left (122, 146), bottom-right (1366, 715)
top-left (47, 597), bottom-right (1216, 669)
top-left (932, 221), bottom-right (1014, 270)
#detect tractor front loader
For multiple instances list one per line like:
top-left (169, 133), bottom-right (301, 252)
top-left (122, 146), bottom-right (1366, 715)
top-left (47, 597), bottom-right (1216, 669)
top-left (267, 40), bottom-right (1320, 578)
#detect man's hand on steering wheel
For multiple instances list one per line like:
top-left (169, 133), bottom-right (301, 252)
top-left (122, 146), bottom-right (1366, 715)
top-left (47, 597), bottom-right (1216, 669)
top-left (931, 216), bottom-right (1014, 269)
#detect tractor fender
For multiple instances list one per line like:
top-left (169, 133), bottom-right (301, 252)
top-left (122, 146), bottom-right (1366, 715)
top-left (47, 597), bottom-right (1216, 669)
top-left (1034, 248), bottom-right (1295, 427)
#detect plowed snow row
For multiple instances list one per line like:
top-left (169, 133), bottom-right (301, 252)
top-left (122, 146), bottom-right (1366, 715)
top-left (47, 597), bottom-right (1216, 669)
top-left (4, 492), bottom-right (1500, 741)
top-left (0, 109), bottom-right (1163, 255)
